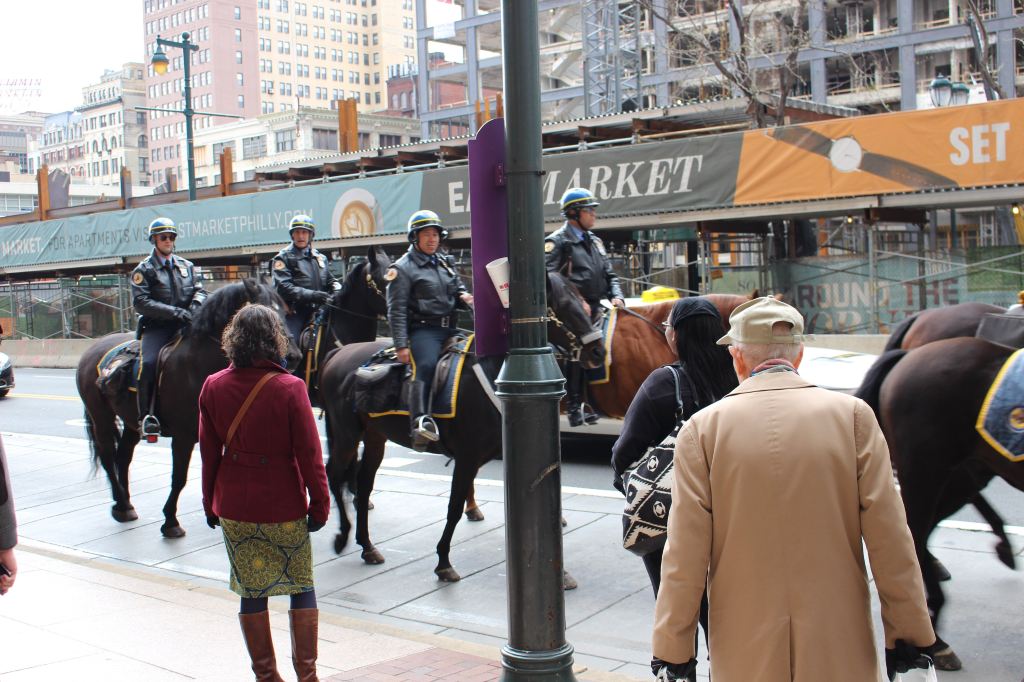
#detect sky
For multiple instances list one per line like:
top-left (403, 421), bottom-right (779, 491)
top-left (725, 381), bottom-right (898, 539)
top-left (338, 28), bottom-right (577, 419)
top-left (0, 0), bottom-right (144, 115)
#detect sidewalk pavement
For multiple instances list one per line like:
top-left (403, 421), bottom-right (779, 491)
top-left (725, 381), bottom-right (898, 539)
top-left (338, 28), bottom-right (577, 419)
top-left (3, 541), bottom-right (512, 681)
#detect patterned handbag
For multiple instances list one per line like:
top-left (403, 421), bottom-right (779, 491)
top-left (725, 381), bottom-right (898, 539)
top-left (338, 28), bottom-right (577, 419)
top-left (621, 365), bottom-right (692, 557)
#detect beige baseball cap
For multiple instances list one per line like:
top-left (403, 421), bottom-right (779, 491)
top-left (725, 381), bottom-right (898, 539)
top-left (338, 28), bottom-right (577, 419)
top-left (717, 297), bottom-right (806, 345)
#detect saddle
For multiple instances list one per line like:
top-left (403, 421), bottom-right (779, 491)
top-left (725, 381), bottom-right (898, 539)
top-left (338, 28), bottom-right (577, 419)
top-left (354, 334), bottom-right (473, 418)
top-left (976, 312), bottom-right (1024, 350)
top-left (95, 336), bottom-right (181, 406)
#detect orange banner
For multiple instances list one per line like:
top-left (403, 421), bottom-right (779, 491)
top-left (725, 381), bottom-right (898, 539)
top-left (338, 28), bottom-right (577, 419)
top-left (734, 99), bottom-right (1024, 205)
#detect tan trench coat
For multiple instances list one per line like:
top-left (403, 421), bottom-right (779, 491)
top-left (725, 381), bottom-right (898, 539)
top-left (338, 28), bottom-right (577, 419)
top-left (652, 370), bottom-right (934, 681)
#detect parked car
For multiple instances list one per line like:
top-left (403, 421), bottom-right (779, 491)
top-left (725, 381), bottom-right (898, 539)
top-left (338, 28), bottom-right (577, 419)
top-left (0, 351), bottom-right (13, 398)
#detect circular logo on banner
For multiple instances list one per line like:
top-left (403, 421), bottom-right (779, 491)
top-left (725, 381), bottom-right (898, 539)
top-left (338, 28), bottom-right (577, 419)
top-left (332, 188), bottom-right (383, 238)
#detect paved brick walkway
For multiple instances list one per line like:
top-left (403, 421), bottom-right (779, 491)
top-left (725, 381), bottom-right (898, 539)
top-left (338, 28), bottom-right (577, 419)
top-left (325, 646), bottom-right (503, 681)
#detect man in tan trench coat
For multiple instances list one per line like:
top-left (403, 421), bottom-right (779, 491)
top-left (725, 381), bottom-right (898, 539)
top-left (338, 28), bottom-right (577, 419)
top-left (651, 297), bottom-right (936, 682)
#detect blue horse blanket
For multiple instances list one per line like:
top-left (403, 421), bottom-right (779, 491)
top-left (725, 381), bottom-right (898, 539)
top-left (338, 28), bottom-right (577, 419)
top-left (977, 348), bottom-right (1024, 462)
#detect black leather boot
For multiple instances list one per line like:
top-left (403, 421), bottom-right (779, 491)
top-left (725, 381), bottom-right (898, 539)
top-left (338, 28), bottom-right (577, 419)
top-left (566, 362), bottom-right (598, 427)
top-left (136, 376), bottom-right (161, 437)
top-left (407, 381), bottom-right (438, 451)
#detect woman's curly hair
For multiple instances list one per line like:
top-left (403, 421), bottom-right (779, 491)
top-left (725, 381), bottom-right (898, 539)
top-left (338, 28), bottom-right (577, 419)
top-left (221, 303), bottom-right (289, 367)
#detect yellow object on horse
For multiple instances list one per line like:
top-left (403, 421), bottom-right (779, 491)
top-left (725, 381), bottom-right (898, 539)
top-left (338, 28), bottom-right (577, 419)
top-left (641, 286), bottom-right (681, 303)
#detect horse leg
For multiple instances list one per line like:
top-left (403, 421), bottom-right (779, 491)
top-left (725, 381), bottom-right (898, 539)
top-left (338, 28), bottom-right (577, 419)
top-left (89, 408), bottom-right (137, 522)
top-left (326, 446), bottom-right (356, 554)
top-left (160, 438), bottom-right (193, 538)
top-left (971, 492), bottom-right (1016, 569)
top-left (435, 457), bottom-right (479, 582)
top-left (900, 475), bottom-right (961, 671)
top-left (464, 482), bottom-right (484, 522)
top-left (356, 431), bottom-right (386, 565)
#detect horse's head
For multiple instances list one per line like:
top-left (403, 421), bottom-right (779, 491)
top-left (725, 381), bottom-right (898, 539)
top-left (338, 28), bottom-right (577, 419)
top-left (546, 271), bottom-right (606, 369)
top-left (191, 280), bottom-right (301, 369)
top-left (363, 245), bottom-right (391, 316)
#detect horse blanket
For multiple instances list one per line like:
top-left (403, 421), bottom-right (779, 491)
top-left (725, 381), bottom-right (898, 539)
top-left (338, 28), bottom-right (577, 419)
top-left (365, 334), bottom-right (474, 419)
top-left (977, 348), bottom-right (1024, 462)
top-left (96, 340), bottom-right (139, 398)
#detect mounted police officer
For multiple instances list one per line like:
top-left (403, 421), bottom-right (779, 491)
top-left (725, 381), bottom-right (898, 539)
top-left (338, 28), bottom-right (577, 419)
top-left (386, 210), bottom-right (473, 450)
top-left (271, 214), bottom-right (342, 346)
top-left (545, 187), bottom-right (625, 427)
top-left (131, 217), bottom-right (207, 436)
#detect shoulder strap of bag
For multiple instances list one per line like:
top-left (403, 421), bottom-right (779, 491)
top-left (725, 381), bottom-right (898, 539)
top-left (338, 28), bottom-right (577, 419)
top-left (667, 364), bottom-right (685, 421)
top-left (225, 372), bottom-right (277, 449)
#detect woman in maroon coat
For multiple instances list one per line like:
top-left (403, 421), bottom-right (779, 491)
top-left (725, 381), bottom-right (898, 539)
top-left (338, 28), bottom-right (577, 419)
top-left (199, 303), bottom-right (330, 682)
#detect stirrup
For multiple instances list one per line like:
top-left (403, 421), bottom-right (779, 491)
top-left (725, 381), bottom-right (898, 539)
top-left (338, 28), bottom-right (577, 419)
top-left (414, 416), bottom-right (440, 442)
top-left (141, 414), bottom-right (161, 440)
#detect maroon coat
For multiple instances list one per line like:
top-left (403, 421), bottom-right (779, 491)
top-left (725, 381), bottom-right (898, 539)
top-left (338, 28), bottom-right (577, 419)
top-left (199, 360), bottom-right (329, 525)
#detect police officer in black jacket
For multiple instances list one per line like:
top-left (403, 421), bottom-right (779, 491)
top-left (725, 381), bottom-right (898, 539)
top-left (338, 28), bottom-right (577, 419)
top-left (386, 210), bottom-right (473, 450)
top-left (271, 214), bottom-right (341, 345)
top-left (131, 217), bottom-right (207, 436)
top-left (545, 187), bottom-right (625, 426)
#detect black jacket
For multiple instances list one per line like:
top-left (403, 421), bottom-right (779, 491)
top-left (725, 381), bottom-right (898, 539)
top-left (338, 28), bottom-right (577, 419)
top-left (271, 244), bottom-right (340, 317)
top-left (131, 252), bottom-right (207, 328)
top-left (386, 246), bottom-right (469, 349)
top-left (544, 223), bottom-right (623, 304)
top-left (611, 365), bottom-right (695, 480)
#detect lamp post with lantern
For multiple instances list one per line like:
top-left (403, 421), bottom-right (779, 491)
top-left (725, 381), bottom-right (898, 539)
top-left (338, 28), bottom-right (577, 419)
top-left (140, 32), bottom-right (240, 201)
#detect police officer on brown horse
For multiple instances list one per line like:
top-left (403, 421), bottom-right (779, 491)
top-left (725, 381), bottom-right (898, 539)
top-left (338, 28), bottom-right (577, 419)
top-left (386, 210), bottom-right (473, 450)
top-left (545, 187), bottom-right (624, 426)
top-left (271, 214), bottom-right (342, 346)
top-left (131, 217), bottom-right (207, 437)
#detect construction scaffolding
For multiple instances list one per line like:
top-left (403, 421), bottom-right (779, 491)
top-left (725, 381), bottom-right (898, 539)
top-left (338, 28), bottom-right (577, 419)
top-left (582, 0), bottom-right (645, 116)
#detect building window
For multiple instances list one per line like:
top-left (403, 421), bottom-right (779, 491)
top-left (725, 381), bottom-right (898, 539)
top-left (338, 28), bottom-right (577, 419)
top-left (236, 50), bottom-right (243, 64)
top-left (275, 129), bottom-right (296, 152)
top-left (237, 73), bottom-right (244, 86)
top-left (234, 5), bottom-right (241, 19)
top-left (237, 95), bottom-right (245, 108)
top-left (212, 141), bottom-right (237, 159)
top-left (242, 135), bottom-right (267, 159)
top-left (312, 128), bottom-right (337, 149)
top-left (379, 134), bottom-right (400, 147)
top-left (235, 28), bottom-right (242, 41)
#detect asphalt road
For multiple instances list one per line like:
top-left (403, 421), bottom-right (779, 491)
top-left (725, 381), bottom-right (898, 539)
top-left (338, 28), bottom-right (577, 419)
top-left (4, 367), bottom-right (1022, 528)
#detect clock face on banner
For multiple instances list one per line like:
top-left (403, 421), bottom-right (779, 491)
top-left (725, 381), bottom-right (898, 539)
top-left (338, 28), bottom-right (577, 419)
top-left (828, 136), bottom-right (863, 173)
top-left (331, 188), bottom-right (383, 238)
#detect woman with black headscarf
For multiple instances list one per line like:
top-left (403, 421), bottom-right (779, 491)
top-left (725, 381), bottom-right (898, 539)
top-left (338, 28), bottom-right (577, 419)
top-left (612, 297), bottom-right (737, 588)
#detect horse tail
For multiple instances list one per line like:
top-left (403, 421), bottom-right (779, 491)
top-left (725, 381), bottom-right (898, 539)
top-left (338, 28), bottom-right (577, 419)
top-left (81, 407), bottom-right (102, 477)
top-left (883, 312), bottom-right (919, 351)
top-left (855, 349), bottom-right (908, 415)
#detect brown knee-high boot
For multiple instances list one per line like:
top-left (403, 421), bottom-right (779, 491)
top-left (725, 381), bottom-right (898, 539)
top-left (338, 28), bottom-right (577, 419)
top-left (238, 611), bottom-right (285, 682)
top-left (289, 608), bottom-right (319, 682)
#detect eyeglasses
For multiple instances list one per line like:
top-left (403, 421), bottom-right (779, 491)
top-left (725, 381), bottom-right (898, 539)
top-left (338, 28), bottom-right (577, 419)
top-left (580, 207), bottom-right (597, 214)
top-left (156, 234), bottom-right (176, 242)
top-left (662, 320), bottom-right (671, 329)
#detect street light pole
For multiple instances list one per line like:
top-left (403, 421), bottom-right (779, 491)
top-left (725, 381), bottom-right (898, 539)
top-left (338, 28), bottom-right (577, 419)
top-left (148, 33), bottom-right (199, 200)
top-left (497, 1), bottom-right (576, 681)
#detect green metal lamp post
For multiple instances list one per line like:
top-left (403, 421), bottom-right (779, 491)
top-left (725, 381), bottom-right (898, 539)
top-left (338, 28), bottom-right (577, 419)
top-left (497, 1), bottom-right (577, 680)
top-left (148, 33), bottom-right (200, 200)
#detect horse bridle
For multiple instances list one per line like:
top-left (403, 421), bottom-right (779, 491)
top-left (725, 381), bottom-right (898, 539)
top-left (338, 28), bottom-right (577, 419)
top-left (546, 306), bottom-right (603, 362)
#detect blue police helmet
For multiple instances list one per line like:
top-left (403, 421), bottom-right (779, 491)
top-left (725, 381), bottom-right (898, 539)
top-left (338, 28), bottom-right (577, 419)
top-left (289, 214), bottom-right (316, 237)
top-left (148, 217), bottom-right (178, 242)
top-left (560, 187), bottom-right (600, 217)
top-left (406, 209), bottom-right (447, 242)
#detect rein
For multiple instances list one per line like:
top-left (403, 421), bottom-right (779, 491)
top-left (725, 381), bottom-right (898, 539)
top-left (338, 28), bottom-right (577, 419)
top-left (617, 305), bottom-right (666, 337)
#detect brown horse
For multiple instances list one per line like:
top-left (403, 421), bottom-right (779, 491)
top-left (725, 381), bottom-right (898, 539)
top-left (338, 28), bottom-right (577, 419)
top-left (587, 294), bottom-right (757, 419)
top-left (858, 337), bottom-right (1021, 671)
top-left (75, 280), bottom-right (298, 537)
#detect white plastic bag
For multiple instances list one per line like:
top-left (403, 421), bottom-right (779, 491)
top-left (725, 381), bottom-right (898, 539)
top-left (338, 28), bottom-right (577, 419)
top-left (896, 663), bottom-right (938, 682)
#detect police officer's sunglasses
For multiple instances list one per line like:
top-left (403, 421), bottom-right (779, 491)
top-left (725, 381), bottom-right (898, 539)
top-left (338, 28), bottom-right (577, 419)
top-left (155, 234), bottom-right (177, 242)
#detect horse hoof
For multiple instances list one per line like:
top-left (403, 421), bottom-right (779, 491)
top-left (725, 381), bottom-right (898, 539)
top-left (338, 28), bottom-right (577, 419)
top-left (561, 516), bottom-right (568, 528)
top-left (562, 570), bottom-right (578, 591)
top-left (334, 532), bottom-right (350, 555)
top-left (112, 506), bottom-right (138, 523)
top-left (996, 540), bottom-right (1016, 569)
top-left (435, 567), bottom-right (461, 582)
top-left (465, 507), bottom-right (485, 522)
top-left (931, 647), bottom-right (963, 671)
top-left (161, 524), bottom-right (186, 539)
top-left (361, 548), bottom-right (385, 565)
top-left (932, 556), bottom-right (952, 582)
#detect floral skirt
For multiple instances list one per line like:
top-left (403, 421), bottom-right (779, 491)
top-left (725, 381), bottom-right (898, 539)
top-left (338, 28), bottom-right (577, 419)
top-left (221, 518), bottom-right (314, 598)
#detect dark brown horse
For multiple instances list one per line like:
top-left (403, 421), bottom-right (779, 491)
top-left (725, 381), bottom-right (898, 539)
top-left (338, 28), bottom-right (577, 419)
top-left (587, 293), bottom-right (757, 419)
top-left (296, 246), bottom-right (391, 404)
top-left (318, 271), bottom-right (604, 582)
top-left (857, 337), bottom-right (1021, 670)
top-left (75, 280), bottom-right (298, 537)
